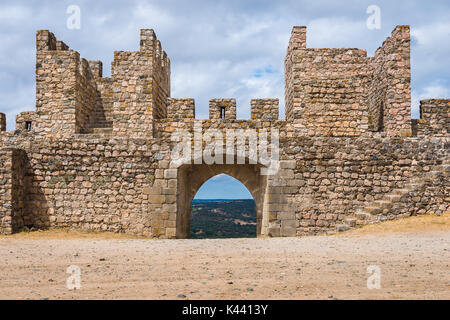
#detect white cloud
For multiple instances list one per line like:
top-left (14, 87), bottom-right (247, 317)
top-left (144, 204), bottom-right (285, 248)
top-left (0, 5), bottom-right (32, 22)
top-left (131, 2), bottom-right (175, 31)
top-left (306, 17), bottom-right (367, 48)
top-left (411, 22), bottom-right (450, 47)
top-left (224, 18), bottom-right (270, 44)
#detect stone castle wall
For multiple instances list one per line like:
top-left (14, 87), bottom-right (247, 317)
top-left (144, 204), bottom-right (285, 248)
top-left (35, 31), bottom-right (101, 136)
top-left (0, 129), bottom-right (447, 237)
top-left (209, 99), bottom-right (237, 120)
top-left (251, 99), bottom-right (279, 121)
top-left (285, 25), bottom-right (412, 137)
top-left (285, 26), bottom-right (370, 137)
top-left (414, 99), bottom-right (450, 137)
top-left (367, 26), bottom-right (411, 136)
top-left (0, 25), bottom-right (448, 238)
top-left (0, 148), bottom-right (27, 234)
top-left (167, 98), bottom-right (195, 120)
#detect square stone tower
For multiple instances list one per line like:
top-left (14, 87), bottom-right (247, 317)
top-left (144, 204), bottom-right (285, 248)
top-left (285, 25), bottom-right (411, 137)
top-left (111, 29), bottom-right (171, 137)
top-left (33, 29), bottom-right (170, 138)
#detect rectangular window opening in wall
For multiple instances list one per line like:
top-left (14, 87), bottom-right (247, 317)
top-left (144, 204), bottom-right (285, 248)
top-left (26, 121), bottom-right (32, 131)
top-left (378, 102), bottom-right (384, 132)
top-left (220, 107), bottom-right (225, 119)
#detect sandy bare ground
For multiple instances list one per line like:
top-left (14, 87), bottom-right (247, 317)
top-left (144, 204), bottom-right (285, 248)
top-left (0, 214), bottom-right (449, 300)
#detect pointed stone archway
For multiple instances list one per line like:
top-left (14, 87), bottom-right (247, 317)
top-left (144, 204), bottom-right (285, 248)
top-left (176, 163), bottom-right (268, 239)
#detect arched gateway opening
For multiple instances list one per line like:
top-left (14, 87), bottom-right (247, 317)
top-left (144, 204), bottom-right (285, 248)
top-left (191, 174), bottom-right (256, 239)
top-left (176, 163), bottom-right (267, 239)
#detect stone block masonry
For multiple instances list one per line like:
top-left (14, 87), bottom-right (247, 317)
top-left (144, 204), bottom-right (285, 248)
top-left (0, 149), bottom-right (27, 234)
top-left (167, 98), bottom-right (195, 120)
top-left (209, 99), bottom-right (236, 120)
top-left (367, 26), bottom-right (412, 136)
top-left (16, 112), bottom-right (37, 132)
top-left (285, 25), bottom-right (412, 137)
top-left (414, 99), bottom-right (449, 137)
top-left (0, 25), bottom-right (448, 238)
top-left (251, 99), bottom-right (279, 121)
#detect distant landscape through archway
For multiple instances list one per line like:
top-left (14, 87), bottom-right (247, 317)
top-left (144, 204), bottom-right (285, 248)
top-left (176, 163), bottom-right (267, 239)
top-left (190, 174), bottom-right (257, 239)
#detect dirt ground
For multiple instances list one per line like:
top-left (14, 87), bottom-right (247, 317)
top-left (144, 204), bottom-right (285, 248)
top-left (0, 213), bottom-right (449, 300)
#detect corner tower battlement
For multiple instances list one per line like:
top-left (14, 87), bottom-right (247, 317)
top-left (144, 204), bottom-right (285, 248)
top-left (285, 25), bottom-right (413, 137)
top-left (29, 29), bottom-right (171, 138)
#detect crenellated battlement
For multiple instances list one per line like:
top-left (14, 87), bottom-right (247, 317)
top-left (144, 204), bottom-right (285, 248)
top-left (0, 26), bottom-right (445, 139)
top-left (413, 99), bottom-right (450, 137)
top-left (284, 25), bottom-right (414, 137)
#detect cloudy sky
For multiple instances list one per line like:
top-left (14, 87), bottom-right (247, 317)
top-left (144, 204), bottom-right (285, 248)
top-left (0, 0), bottom-right (449, 199)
